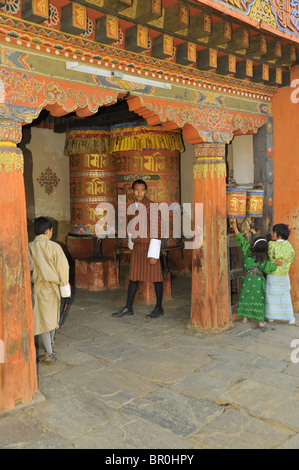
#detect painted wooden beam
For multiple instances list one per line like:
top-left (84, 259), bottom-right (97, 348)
top-left (125, 24), bottom-right (149, 52)
top-left (268, 67), bottom-right (283, 86)
top-left (22, 0), bottom-right (49, 24)
top-left (95, 15), bottom-right (119, 44)
top-left (246, 34), bottom-right (268, 59)
top-left (275, 44), bottom-right (297, 67)
top-left (235, 59), bottom-right (253, 79)
top-left (176, 42), bottom-right (197, 66)
top-left (251, 63), bottom-right (269, 84)
top-left (151, 34), bottom-right (173, 59)
top-left (184, 12), bottom-right (211, 41)
top-left (217, 54), bottom-right (236, 75)
top-left (163, 3), bottom-right (189, 32)
top-left (61, 2), bottom-right (87, 35)
top-left (134, 0), bottom-right (162, 22)
top-left (197, 48), bottom-right (217, 71)
top-left (226, 27), bottom-right (249, 54)
top-left (263, 39), bottom-right (282, 63)
top-left (92, 0), bottom-right (133, 12)
top-left (206, 19), bottom-right (232, 47)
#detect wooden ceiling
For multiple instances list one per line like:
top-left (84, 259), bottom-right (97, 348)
top-left (11, 0), bottom-right (299, 86)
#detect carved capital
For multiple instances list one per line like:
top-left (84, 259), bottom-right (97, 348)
top-left (193, 142), bottom-right (226, 180)
top-left (0, 119), bottom-right (23, 174)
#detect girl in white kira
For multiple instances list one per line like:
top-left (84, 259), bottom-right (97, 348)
top-left (266, 223), bottom-right (296, 324)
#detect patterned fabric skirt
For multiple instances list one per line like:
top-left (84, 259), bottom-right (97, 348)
top-left (129, 241), bottom-right (163, 282)
top-left (236, 269), bottom-right (266, 322)
top-left (265, 274), bottom-right (295, 322)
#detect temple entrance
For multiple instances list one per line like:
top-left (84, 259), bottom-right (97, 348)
top-left (21, 99), bottom-right (194, 304)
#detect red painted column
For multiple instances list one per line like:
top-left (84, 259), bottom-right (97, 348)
top-left (0, 119), bottom-right (37, 410)
top-left (272, 65), bottom-right (299, 311)
top-left (191, 142), bottom-right (230, 330)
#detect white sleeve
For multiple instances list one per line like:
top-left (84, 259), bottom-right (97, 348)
top-left (147, 239), bottom-right (161, 259)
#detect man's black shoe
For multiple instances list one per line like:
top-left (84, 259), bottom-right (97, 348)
top-left (112, 306), bottom-right (134, 317)
top-left (146, 307), bottom-right (164, 319)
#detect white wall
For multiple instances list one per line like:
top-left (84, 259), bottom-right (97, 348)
top-left (232, 134), bottom-right (254, 185)
top-left (25, 127), bottom-right (70, 242)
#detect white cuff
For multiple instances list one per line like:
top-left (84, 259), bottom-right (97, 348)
top-left (147, 239), bottom-right (161, 259)
top-left (59, 284), bottom-right (71, 298)
top-left (128, 234), bottom-right (134, 250)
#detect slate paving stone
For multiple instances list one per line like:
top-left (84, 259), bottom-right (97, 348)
top-left (197, 346), bottom-right (259, 366)
top-left (47, 360), bottom-right (107, 387)
top-left (216, 379), bottom-right (299, 431)
top-left (56, 364), bottom-right (159, 408)
top-left (172, 371), bottom-right (233, 400)
top-left (56, 325), bottom-right (103, 343)
top-left (0, 414), bottom-right (44, 448)
top-left (121, 388), bottom-right (223, 438)
top-left (189, 409), bottom-right (291, 449)
top-left (27, 394), bottom-right (116, 440)
top-left (74, 336), bottom-right (138, 361)
top-left (247, 368), bottom-right (299, 392)
top-left (71, 416), bottom-right (193, 449)
top-left (23, 432), bottom-right (75, 449)
top-left (276, 433), bottom-right (299, 449)
top-left (51, 342), bottom-right (100, 366)
top-left (198, 360), bottom-right (260, 382)
top-left (283, 362), bottom-right (299, 378)
top-left (37, 375), bottom-right (78, 400)
top-left (112, 325), bottom-right (184, 348)
top-left (254, 357), bottom-right (289, 372)
top-left (117, 348), bottom-right (211, 383)
top-left (245, 340), bottom-right (293, 361)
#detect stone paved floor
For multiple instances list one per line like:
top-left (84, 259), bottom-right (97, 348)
top-left (1, 270), bottom-right (299, 449)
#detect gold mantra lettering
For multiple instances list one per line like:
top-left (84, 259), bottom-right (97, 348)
top-left (247, 197), bottom-right (263, 212)
top-left (71, 206), bottom-right (96, 223)
top-left (70, 179), bottom-right (114, 196)
top-left (114, 153), bottom-right (178, 173)
top-left (229, 197), bottom-right (246, 213)
top-left (147, 183), bottom-right (179, 202)
top-left (70, 153), bottom-right (112, 169)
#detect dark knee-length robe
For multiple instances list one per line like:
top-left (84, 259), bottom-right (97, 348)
top-left (128, 196), bottom-right (163, 282)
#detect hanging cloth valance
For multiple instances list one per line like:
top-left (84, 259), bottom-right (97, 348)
top-left (64, 128), bottom-right (110, 156)
top-left (109, 124), bottom-right (184, 153)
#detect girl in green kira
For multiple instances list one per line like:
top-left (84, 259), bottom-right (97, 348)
top-left (232, 221), bottom-right (282, 327)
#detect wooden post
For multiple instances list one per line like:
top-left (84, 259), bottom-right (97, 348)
top-left (0, 119), bottom-right (37, 410)
top-left (191, 142), bottom-right (230, 330)
top-left (253, 118), bottom-right (274, 236)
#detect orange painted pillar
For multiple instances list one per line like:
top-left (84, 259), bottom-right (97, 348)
top-left (0, 119), bottom-right (37, 410)
top-left (191, 142), bottom-right (230, 330)
top-left (272, 65), bottom-right (299, 311)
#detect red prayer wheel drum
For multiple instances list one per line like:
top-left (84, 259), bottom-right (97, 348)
top-left (226, 188), bottom-right (247, 219)
top-left (246, 189), bottom-right (264, 218)
top-left (65, 127), bottom-right (117, 235)
top-left (110, 122), bottom-right (184, 246)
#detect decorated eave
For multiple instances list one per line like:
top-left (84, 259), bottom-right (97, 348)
top-left (1, 0), bottom-right (298, 87)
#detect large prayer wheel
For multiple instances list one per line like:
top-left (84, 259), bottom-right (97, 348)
top-left (226, 187), bottom-right (247, 219)
top-left (110, 122), bottom-right (184, 246)
top-left (65, 127), bottom-right (116, 235)
top-left (246, 189), bottom-right (264, 218)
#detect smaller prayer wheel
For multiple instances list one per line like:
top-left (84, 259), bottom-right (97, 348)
top-left (226, 188), bottom-right (247, 219)
top-left (246, 189), bottom-right (264, 218)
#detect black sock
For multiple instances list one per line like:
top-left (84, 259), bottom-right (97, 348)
top-left (126, 280), bottom-right (138, 310)
top-left (154, 282), bottom-right (163, 309)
